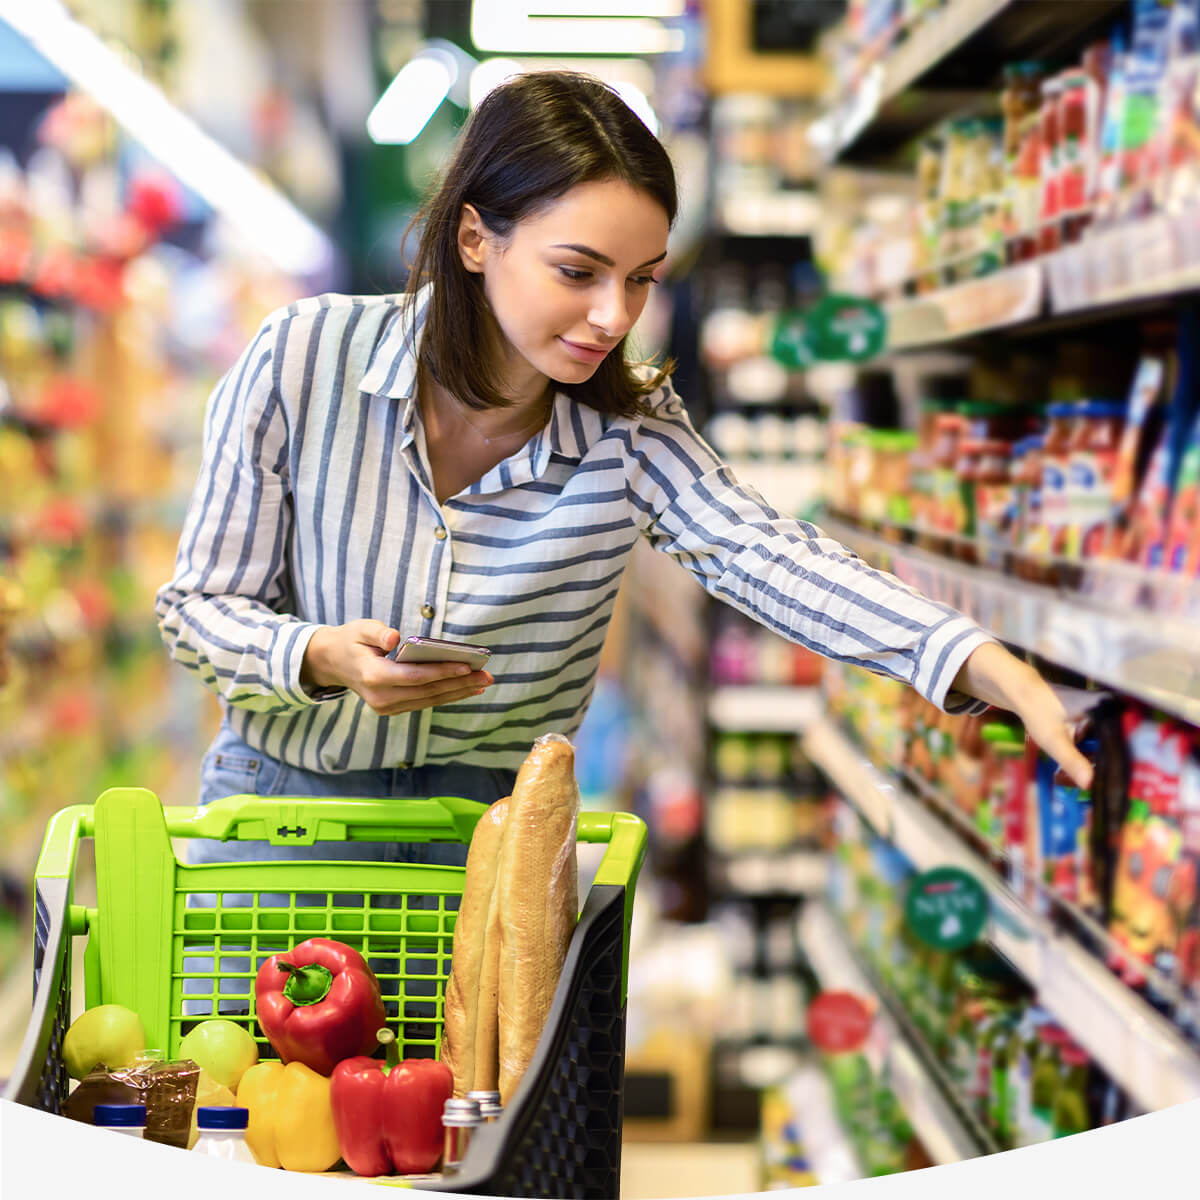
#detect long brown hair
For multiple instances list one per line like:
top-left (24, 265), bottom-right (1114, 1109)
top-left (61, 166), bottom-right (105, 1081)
top-left (405, 71), bottom-right (677, 418)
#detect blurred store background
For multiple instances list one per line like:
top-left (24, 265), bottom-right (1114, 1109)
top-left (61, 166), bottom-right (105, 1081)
top-left (3, 1), bottom-right (1200, 1195)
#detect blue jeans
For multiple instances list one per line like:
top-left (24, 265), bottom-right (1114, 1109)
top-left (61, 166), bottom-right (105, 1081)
top-left (183, 720), bottom-right (516, 1017)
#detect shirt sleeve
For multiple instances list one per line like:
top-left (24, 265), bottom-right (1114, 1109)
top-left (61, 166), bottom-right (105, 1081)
top-left (623, 381), bottom-right (995, 714)
top-left (154, 312), bottom-right (344, 713)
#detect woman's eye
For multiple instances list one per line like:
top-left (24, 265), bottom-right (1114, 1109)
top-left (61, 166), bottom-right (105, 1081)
top-left (558, 267), bottom-right (591, 282)
top-left (629, 274), bottom-right (658, 287)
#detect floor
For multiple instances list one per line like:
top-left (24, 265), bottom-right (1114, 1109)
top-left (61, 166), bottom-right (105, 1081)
top-left (620, 1140), bottom-right (761, 1199)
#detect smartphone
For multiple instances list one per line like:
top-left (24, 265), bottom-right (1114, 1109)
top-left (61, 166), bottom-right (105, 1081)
top-left (388, 635), bottom-right (492, 671)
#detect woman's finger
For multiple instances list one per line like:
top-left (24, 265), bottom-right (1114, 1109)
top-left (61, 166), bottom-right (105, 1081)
top-left (1033, 723), bottom-right (1094, 790)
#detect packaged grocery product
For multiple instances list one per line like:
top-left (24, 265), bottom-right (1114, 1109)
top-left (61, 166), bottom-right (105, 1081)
top-left (1164, 409), bottom-right (1200, 573)
top-left (1008, 113), bottom-right (1043, 261)
top-left (1028, 1022), bottom-right (1070, 1142)
top-left (1109, 708), bottom-right (1193, 984)
top-left (1121, 428), bottom-right (1173, 565)
top-left (64, 1054), bottom-right (203, 1149)
top-left (192, 1106), bottom-right (256, 1164)
top-left (930, 410), bottom-right (968, 537)
top-left (974, 439), bottom-right (1015, 566)
top-left (1002, 63), bottom-right (1047, 165)
top-left (1035, 402), bottom-right (1080, 559)
top-left (1064, 399), bottom-right (1126, 559)
top-left (93, 1103), bottom-right (146, 1138)
top-left (1010, 435), bottom-right (1044, 563)
top-left (1171, 736), bottom-right (1200, 1037)
top-left (1038, 76), bottom-right (1065, 254)
top-left (1051, 1044), bottom-right (1092, 1138)
top-left (980, 721), bottom-right (1025, 859)
top-left (1057, 68), bottom-right (1103, 227)
top-left (1010, 1005), bottom-right (1051, 1147)
top-left (1088, 700), bottom-right (1133, 924)
top-left (1035, 742), bottom-right (1099, 910)
top-left (1107, 356), bottom-right (1167, 546)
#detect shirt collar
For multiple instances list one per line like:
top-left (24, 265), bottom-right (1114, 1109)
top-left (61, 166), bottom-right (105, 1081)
top-left (359, 284), bottom-right (609, 476)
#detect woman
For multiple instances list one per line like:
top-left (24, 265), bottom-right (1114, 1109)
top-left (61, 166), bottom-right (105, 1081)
top-left (156, 71), bottom-right (1090, 872)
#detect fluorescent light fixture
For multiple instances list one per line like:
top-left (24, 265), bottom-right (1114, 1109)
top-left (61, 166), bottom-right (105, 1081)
top-left (0, 1), bottom-right (331, 277)
top-left (611, 81), bottom-right (658, 136)
top-left (367, 49), bottom-right (455, 144)
top-left (469, 58), bottom-right (524, 109)
top-left (520, 1), bottom-right (685, 14)
top-left (471, 1), bottom-right (684, 55)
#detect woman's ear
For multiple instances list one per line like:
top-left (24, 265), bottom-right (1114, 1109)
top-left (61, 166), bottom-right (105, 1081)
top-left (457, 204), bottom-right (488, 274)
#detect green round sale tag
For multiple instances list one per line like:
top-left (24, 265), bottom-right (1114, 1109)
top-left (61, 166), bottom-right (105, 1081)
top-left (806, 294), bottom-right (887, 362)
top-left (904, 866), bottom-right (988, 951)
top-left (769, 294), bottom-right (887, 368)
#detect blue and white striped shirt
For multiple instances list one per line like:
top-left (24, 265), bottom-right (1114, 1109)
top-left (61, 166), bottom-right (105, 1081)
top-left (155, 288), bottom-right (993, 773)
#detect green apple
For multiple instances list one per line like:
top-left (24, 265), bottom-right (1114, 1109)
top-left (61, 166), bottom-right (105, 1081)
top-left (179, 1019), bottom-right (259, 1089)
top-left (63, 1004), bottom-right (146, 1079)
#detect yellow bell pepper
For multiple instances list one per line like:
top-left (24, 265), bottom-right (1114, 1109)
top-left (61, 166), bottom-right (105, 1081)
top-left (236, 1060), bottom-right (342, 1172)
top-left (187, 1069), bottom-right (238, 1149)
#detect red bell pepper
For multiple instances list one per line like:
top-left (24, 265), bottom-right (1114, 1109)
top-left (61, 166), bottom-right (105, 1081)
top-left (255, 936), bottom-right (386, 1076)
top-left (330, 1029), bottom-right (454, 1176)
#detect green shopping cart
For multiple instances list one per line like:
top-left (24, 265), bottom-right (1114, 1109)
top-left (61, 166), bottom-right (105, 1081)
top-left (3, 786), bottom-right (647, 1198)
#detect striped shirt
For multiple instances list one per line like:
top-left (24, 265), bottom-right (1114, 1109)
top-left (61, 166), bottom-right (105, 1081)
top-left (155, 288), bottom-right (993, 773)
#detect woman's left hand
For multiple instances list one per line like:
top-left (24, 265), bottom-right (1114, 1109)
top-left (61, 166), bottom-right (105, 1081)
top-left (952, 641), bottom-right (1093, 789)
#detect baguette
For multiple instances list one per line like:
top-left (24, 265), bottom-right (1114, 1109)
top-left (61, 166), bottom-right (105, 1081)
top-left (441, 796), bottom-right (509, 1098)
top-left (497, 733), bottom-right (580, 1104)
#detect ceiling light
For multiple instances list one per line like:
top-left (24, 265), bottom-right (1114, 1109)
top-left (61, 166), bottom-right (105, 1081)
top-left (521, 1), bottom-right (685, 15)
top-left (469, 58), bottom-right (524, 109)
top-left (367, 49), bottom-right (455, 144)
top-left (611, 81), bottom-right (658, 136)
top-left (471, 1), bottom-right (684, 55)
top-left (0, 1), bottom-right (331, 277)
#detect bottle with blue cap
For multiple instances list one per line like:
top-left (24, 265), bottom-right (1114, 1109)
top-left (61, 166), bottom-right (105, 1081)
top-left (93, 1103), bottom-right (147, 1139)
top-left (191, 1105), bottom-right (256, 1164)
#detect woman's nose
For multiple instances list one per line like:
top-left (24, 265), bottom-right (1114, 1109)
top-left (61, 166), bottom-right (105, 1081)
top-left (588, 283), bottom-right (633, 339)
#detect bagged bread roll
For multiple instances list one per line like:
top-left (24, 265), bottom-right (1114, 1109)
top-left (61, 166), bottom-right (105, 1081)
top-left (497, 733), bottom-right (580, 1104)
top-left (442, 796), bottom-right (509, 1098)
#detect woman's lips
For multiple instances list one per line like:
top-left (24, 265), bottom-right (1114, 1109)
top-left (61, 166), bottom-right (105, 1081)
top-left (559, 337), bottom-right (613, 364)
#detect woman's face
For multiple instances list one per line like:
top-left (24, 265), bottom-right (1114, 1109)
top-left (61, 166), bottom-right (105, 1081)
top-left (458, 178), bottom-right (670, 396)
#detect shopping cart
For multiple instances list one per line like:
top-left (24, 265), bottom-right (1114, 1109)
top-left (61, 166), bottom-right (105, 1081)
top-left (4, 786), bottom-right (647, 1198)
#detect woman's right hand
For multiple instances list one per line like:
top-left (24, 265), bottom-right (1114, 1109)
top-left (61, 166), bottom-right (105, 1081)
top-left (300, 620), bottom-right (494, 715)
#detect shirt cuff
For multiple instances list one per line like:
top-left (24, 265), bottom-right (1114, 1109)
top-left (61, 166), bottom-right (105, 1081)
top-left (275, 621), bottom-right (347, 707)
top-left (917, 617), bottom-right (998, 715)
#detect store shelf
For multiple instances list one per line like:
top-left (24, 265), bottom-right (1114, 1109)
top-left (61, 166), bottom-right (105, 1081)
top-left (880, 209), bottom-right (1200, 353)
top-left (818, 0), bottom-right (1126, 165)
top-left (708, 686), bottom-right (821, 732)
top-left (798, 901), bottom-right (984, 1164)
top-left (884, 261), bottom-right (1043, 349)
top-left (803, 715), bottom-right (1200, 1115)
top-left (821, 516), bottom-right (1200, 727)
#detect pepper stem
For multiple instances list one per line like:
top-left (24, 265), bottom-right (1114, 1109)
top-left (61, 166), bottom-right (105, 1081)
top-left (377, 1027), bottom-right (399, 1071)
top-left (278, 961), bottom-right (334, 1007)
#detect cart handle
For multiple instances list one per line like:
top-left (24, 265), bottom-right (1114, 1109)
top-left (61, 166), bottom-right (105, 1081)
top-left (36, 793), bottom-right (648, 892)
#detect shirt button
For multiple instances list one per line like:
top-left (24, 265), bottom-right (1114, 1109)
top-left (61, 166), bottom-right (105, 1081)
top-left (434, 526), bottom-right (448, 540)
top-left (421, 604), bottom-right (435, 620)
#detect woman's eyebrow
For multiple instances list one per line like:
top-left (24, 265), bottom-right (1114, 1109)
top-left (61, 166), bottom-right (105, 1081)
top-left (551, 243), bottom-right (668, 269)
